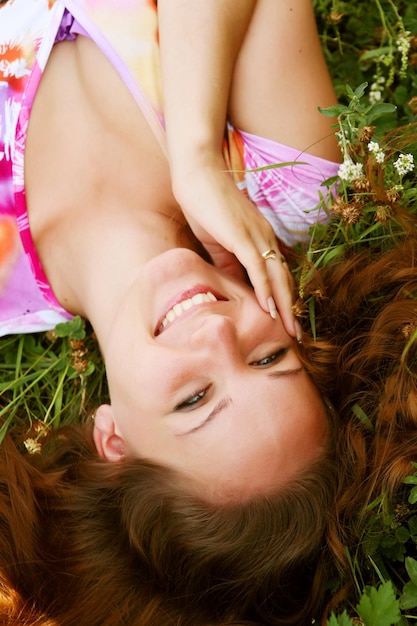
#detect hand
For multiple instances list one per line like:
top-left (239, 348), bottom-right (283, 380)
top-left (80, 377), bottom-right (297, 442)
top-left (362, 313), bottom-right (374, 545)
top-left (172, 164), bottom-right (298, 339)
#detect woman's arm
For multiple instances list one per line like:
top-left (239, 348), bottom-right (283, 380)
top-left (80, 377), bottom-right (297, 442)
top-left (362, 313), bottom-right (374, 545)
top-left (158, 0), bottom-right (255, 172)
top-left (158, 0), bottom-right (298, 337)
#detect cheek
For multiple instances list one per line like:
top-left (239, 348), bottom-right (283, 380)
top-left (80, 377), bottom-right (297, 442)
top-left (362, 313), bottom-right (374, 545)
top-left (291, 379), bottom-right (328, 446)
top-left (263, 376), bottom-right (328, 458)
top-left (105, 333), bottom-right (159, 401)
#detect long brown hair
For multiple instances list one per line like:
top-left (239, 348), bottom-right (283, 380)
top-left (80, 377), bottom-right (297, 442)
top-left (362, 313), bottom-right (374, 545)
top-left (0, 422), bottom-right (338, 626)
top-left (298, 181), bottom-right (417, 609)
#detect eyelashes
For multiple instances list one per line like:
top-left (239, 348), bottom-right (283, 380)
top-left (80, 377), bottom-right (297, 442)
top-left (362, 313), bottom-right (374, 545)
top-left (174, 347), bottom-right (289, 412)
top-left (249, 347), bottom-right (288, 367)
top-left (174, 387), bottom-right (210, 412)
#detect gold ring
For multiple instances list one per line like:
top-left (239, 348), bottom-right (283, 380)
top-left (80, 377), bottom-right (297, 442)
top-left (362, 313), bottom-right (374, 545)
top-left (261, 249), bottom-right (277, 261)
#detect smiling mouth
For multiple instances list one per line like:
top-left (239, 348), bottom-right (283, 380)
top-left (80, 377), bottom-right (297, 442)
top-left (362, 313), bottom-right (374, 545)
top-left (155, 289), bottom-right (227, 335)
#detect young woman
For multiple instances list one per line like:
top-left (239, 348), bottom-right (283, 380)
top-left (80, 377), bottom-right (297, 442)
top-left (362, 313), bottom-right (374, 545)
top-left (0, 0), bottom-right (343, 623)
top-left (0, 0), bottom-right (340, 498)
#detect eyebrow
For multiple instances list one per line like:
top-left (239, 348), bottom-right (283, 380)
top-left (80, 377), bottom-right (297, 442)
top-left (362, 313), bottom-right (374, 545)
top-left (177, 396), bottom-right (232, 437)
top-left (178, 367), bottom-right (304, 437)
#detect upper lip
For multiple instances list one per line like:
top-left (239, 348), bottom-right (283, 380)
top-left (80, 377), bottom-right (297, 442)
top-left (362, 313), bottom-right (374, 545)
top-left (154, 285), bottom-right (227, 336)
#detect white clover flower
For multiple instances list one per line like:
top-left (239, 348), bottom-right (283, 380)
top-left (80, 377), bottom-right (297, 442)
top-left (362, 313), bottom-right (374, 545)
top-left (368, 141), bottom-right (385, 164)
top-left (338, 159), bottom-right (364, 182)
top-left (394, 153), bottom-right (414, 177)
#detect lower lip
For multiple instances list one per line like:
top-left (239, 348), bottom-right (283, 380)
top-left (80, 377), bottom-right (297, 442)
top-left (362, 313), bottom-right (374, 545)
top-left (155, 284), bottom-right (227, 336)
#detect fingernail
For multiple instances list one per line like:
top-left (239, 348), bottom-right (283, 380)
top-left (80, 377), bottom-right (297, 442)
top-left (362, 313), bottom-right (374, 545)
top-left (295, 319), bottom-right (303, 344)
top-left (267, 296), bottom-right (277, 320)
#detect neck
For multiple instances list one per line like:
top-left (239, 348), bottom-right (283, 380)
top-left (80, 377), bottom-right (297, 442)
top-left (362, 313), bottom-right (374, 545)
top-left (68, 213), bottom-right (202, 345)
top-left (24, 34), bottom-right (204, 345)
top-left (50, 205), bottom-right (201, 346)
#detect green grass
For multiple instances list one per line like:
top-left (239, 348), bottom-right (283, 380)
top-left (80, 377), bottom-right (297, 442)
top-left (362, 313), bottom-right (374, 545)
top-left (0, 316), bottom-right (107, 446)
top-left (1, 2), bottom-right (417, 623)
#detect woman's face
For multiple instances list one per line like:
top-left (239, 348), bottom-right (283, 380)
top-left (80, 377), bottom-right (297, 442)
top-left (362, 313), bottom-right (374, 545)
top-left (97, 249), bottom-right (328, 500)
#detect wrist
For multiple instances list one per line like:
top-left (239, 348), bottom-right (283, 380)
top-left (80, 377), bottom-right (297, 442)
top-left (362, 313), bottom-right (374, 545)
top-left (169, 150), bottom-right (226, 200)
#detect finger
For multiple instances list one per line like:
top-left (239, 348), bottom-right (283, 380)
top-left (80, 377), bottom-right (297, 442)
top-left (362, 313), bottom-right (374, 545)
top-left (240, 244), bottom-right (297, 337)
top-left (266, 256), bottom-right (299, 339)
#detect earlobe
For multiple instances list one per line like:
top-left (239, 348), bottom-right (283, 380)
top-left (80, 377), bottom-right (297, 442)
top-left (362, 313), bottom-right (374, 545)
top-left (93, 404), bottom-right (126, 462)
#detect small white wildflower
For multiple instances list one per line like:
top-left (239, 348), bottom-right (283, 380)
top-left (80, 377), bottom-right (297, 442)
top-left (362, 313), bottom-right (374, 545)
top-left (338, 159), bottom-right (364, 182)
top-left (369, 75), bottom-right (386, 105)
top-left (24, 438), bottom-right (42, 454)
top-left (369, 87), bottom-right (382, 105)
top-left (336, 128), bottom-right (350, 150)
top-left (393, 153), bottom-right (414, 177)
top-left (396, 30), bottom-right (411, 78)
top-left (396, 31), bottom-right (411, 54)
top-left (368, 141), bottom-right (385, 164)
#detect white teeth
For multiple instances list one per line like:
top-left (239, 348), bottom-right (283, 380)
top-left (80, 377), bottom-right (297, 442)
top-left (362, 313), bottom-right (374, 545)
top-left (159, 292), bottom-right (217, 332)
top-left (166, 309), bottom-right (176, 322)
top-left (191, 293), bottom-right (205, 305)
top-left (182, 299), bottom-right (193, 310)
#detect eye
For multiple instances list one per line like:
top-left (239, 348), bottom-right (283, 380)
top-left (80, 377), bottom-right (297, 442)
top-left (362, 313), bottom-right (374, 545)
top-left (174, 387), bottom-right (210, 412)
top-left (250, 347), bottom-right (288, 367)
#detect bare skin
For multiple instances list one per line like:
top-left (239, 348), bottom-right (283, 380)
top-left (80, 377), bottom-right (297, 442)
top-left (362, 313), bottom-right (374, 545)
top-left (24, 1), bottom-right (337, 498)
top-left (159, 0), bottom-right (340, 328)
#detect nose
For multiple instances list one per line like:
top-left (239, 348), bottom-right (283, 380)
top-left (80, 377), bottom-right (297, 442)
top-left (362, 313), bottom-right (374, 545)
top-left (189, 314), bottom-right (241, 355)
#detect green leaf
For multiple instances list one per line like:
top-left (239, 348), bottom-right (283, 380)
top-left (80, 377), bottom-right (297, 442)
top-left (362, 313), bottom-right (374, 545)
top-left (321, 244), bottom-right (345, 266)
top-left (395, 526), bottom-right (410, 544)
top-left (405, 557), bottom-right (417, 586)
top-left (409, 486), bottom-right (417, 505)
top-left (327, 610), bottom-right (354, 626)
top-left (404, 475), bottom-right (417, 485)
top-left (318, 104), bottom-right (350, 117)
top-left (245, 160), bottom-right (309, 173)
top-left (400, 580), bottom-right (417, 610)
top-left (55, 316), bottom-right (86, 340)
top-left (356, 581), bottom-right (401, 626)
top-left (352, 403), bottom-right (374, 431)
top-left (353, 81), bottom-right (369, 98)
top-left (360, 47), bottom-right (393, 62)
top-left (408, 515), bottom-right (417, 537)
top-left (366, 103), bottom-right (397, 124)
top-left (346, 83), bottom-right (355, 98)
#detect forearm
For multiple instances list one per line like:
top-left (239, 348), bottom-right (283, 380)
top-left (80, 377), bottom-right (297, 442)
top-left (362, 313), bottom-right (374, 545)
top-left (158, 0), bottom-right (256, 183)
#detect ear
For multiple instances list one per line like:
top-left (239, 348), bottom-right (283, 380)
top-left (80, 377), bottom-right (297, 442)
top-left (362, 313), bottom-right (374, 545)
top-left (93, 404), bottom-right (126, 462)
